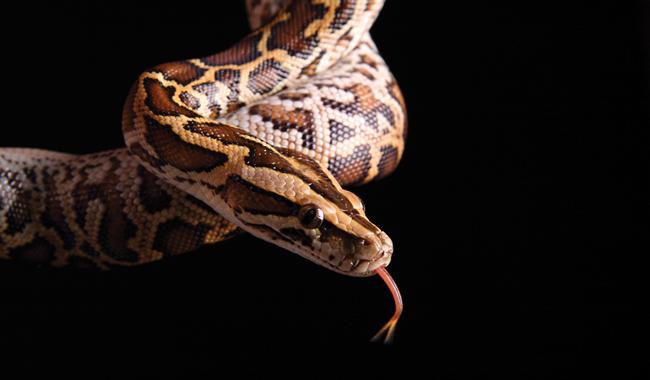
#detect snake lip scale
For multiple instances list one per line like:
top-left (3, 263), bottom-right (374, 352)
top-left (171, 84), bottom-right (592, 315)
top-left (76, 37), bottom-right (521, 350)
top-left (0, 0), bottom-right (406, 279)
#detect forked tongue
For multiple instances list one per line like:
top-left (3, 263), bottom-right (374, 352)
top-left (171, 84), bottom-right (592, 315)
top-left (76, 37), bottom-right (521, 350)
top-left (371, 267), bottom-right (403, 344)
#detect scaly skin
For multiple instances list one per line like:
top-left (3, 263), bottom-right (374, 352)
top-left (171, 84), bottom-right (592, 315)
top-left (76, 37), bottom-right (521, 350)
top-left (0, 0), bottom-right (406, 276)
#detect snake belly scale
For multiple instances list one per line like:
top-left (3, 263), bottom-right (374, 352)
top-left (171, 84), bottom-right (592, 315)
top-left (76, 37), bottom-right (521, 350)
top-left (0, 0), bottom-right (406, 277)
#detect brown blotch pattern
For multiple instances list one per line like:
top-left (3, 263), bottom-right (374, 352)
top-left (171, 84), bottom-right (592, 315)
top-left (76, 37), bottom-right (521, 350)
top-left (152, 61), bottom-right (207, 86)
top-left (266, 0), bottom-right (326, 57)
top-left (143, 78), bottom-right (196, 118)
top-left (96, 161), bottom-right (139, 263)
top-left (322, 83), bottom-right (395, 131)
top-left (137, 166), bottom-right (173, 213)
top-left (377, 145), bottom-right (399, 179)
top-left (328, 120), bottom-right (356, 145)
top-left (41, 169), bottom-right (76, 249)
top-left (249, 104), bottom-right (316, 149)
top-left (247, 59), bottom-right (289, 94)
top-left (129, 142), bottom-right (164, 171)
top-left (145, 117), bottom-right (229, 172)
top-left (221, 175), bottom-right (298, 216)
top-left (153, 219), bottom-right (212, 257)
top-left (327, 144), bottom-right (372, 186)
top-left (185, 122), bottom-right (357, 215)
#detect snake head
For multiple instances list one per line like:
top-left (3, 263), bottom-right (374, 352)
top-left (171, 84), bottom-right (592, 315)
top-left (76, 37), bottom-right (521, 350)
top-left (219, 146), bottom-right (393, 277)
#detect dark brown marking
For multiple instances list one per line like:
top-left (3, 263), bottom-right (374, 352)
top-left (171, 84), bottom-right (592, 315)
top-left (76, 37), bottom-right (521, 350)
top-left (184, 122), bottom-right (364, 221)
top-left (247, 59), bottom-right (289, 95)
top-left (279, 92), bottom-right (311, 101)
top-left (322, 83), bottom-right (395, 130)
top-left (328, 144), bottom-right (372, 186)
top-left (249, 104), bottom-right (315, 149)
top-left (359, 53), bottom-right (379, 69)
top-left (185, 121), bottom-right (294, 171)
top-left (97, 161), bottom-right (139, 263)
top-left (143, 78), bottom-right (196, 118)
top-left (145, 117), bottom-right (228, 172)
top-left (153, 219), bottom-right (212, 257)
top-left (71, 168), bottom-right (99, 230)
top-left (22, 167), bottom-right (37, 184)
top-left (301, 50), bottom-right (326, 77)
top-left (221, 175), bottom-right (298, 217)
top-left (328, 120), bottom-right (356, 145)
top-left (137, 166), bottom-right (173, 213)
top-left (151, 61), bottom-right (207, 86)
top-left (41, 169), bottom-right (75, 249)
top-left (266, 0), bottom-right (326, 57)
top-left (377, 145), bottom-right (399, 179)
top-left (66, 157), bottom-right (140, 262)
top-left (129, 142), bottom-right (164, 171)
top-left (354, 67), bottom-right (375, 80)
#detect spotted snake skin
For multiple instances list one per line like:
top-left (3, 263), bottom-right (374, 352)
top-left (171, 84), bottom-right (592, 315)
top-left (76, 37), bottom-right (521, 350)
top-left (0, 0), bottom-right (406, 276)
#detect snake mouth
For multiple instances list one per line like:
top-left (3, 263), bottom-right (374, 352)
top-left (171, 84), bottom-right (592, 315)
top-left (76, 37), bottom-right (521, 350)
top-left (323, 230), bottom-right (394, 277)
top-left (288, 243), bottom-right (392, 278)
top-left (345, 250), bottom-right (392, 276)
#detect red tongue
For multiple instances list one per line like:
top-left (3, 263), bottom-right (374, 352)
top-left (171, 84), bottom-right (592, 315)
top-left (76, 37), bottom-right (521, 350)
top-left (371, 267), bottom-right (403, 344)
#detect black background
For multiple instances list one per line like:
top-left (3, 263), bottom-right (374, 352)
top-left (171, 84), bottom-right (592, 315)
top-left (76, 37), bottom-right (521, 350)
top-left (1, 1), bottom-right (648, 378)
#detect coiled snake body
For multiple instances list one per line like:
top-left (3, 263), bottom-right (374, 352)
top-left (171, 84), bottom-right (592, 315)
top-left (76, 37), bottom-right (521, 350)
top-left (0, 0), bottom-right (406, 278)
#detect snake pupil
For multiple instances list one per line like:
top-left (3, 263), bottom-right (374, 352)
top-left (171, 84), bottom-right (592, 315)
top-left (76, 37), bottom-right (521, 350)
top-left (299, 204), bottom-right (324, 229)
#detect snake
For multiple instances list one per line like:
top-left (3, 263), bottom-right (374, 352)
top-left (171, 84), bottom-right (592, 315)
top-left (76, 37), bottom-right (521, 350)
top-left (0, 0), bottom-right (406, 340)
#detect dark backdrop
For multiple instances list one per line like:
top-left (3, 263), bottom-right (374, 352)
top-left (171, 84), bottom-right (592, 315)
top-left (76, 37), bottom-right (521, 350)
top-left (1, 1), bottom-right (647, 378)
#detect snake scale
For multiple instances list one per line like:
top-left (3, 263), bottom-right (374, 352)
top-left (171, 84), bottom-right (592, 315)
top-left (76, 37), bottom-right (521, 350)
top-left (0, 0), bottom-right (406, 280)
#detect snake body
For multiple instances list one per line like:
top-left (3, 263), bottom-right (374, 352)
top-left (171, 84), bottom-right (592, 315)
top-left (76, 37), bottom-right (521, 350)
top-left (0, 0), bottom-right (406, 276)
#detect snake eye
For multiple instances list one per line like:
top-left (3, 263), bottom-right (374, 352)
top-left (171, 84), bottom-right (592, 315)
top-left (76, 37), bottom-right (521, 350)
top-left (298, 204), bottom-right (324, 229)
